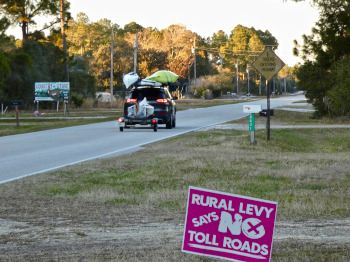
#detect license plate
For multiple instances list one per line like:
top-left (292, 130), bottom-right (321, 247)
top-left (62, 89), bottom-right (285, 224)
top-left (116, 122), bottom-right (125, 128)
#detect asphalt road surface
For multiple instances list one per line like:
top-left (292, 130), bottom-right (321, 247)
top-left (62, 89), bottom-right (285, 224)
top-left (0, 95), bottom-right (305, 184)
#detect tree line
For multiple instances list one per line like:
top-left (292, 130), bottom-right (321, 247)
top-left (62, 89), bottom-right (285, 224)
top-left (293, 0), bottom-right (350, 117)
top-left (1, 1), bottom-right (297, 109)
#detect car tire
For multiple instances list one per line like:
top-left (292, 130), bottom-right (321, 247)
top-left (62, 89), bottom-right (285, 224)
top-left (166, 115), bottom-right (172, 129)
top-left (119, 127), bottom-right (124, 132)
top-left (172, 116), bottom-right (176, 128)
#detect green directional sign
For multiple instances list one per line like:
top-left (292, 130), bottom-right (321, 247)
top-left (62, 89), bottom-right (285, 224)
top-left (249, 114), bottom-right (255, 131)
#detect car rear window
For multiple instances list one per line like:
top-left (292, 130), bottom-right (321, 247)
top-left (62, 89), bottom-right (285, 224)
top-left (131, 88), bottom-right (166, 100)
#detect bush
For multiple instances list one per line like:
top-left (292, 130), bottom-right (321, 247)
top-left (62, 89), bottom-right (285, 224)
top-left (70, 92), bottom-right (84, 108)
top-left (327, 57), bottom-right (350, 117)
top-left (191, 74), bottom-right (235, 99)
top-left (193, 86), bottom-right (207, 98)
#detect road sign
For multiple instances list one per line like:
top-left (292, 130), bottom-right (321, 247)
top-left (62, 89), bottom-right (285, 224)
top-left (182, 186), bottom-right (278, 262)
top-left (252, 48), bottom-right (285, 81)
top-left (249, 114), bottom-right (255, 131)
top-left (10, 100), bottom-right (22, 107)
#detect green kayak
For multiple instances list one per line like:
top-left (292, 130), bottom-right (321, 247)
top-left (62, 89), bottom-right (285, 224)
top-left (145, 70), bottom-right (179, 84)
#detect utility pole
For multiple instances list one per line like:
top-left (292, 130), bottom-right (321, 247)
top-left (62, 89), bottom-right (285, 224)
top-left (60, 0), bottom-right (69, 82)
top-left (220, 55), bottom-right (223, 79)
top-left (236, 59), bottom-right (239, 94)
top-left (246, 64), bottom-right (250, 96)
top-left (134, 30), bottom-right (138, 73)
top-left (193, 37), bottom-right (197, 86)
top-left (259, 74), bottom-right (262, 96)
top-left (110, 24), bottom-right (114, 105)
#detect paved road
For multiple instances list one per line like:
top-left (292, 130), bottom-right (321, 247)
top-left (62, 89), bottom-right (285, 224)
top-left (0, 95), bottom-right (305, 184)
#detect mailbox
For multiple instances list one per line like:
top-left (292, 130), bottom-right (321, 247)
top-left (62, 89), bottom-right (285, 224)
top-left (259, 109), bottom-right (274, 117)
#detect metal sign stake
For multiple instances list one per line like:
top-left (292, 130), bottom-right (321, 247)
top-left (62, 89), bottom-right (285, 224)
top-left (267, 80), bottom-right (271, 141)
top-left (251, 47), bottom-right (285, 141)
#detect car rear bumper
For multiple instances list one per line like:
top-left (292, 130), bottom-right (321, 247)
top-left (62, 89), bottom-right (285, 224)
top-left (123, 103), bottom-right (172, 125)
top-left (124, 113), bottom-right (168, 125)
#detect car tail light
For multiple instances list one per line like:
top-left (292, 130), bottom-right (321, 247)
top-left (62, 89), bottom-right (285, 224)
top-left (126, 98), bottom-right (137, 103)
top-left (156, 99), bottom-right (168, 103)
top-left (152, 119), bottom-right (157, 124)
top-left (118, 117), bottom-right (124, 123)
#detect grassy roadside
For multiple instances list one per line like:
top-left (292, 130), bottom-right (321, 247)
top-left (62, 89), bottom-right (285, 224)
top-left (1, 109), bottom-right (350, 261)
top-left (176, 98), bottom-right (246, 110)
top-left (31, 120), bottom-right (350, 221)
top-left (0, 108), bottom-right (121, 136)
top-left (0, 117), bottom-right (117, 136)
top-left (230, 108), bottom-right (350, 126)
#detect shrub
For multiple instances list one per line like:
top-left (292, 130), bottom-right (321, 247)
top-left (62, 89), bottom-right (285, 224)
top-left (191, 74), bottom-right (235, 99)
top-left (327, 57), bottom-right (350, 117)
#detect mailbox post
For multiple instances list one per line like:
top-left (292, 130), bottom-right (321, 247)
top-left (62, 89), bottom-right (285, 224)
top-left (249, 114), bottom-right (255, 144)
top-left (243, 105), bottom-right (261, 144)
top-left (11, 100), bottom-right (22, 127)
top-left (15, 106), bottom-right (19, 127)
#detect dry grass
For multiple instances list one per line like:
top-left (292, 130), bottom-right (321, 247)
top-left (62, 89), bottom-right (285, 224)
top-left (232, 109), bottom-right (350, 126)
top-left (10, 125), bottom-right (348, 220)
top-left (176, 98), bottom-right (246, 111)
top-left (1, 110), bottom-right (350, 261)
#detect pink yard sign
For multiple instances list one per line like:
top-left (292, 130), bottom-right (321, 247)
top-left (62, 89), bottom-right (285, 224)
top-left (182, 187), bottom-right (278, 262)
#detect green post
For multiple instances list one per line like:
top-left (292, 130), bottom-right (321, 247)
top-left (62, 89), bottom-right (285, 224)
top-left (249, 114), bottom-right (255, 131)
top-left (249, 113), bottom-right (255, 144)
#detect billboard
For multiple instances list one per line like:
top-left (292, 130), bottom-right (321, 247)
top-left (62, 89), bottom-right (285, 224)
top-left (35, 82), bottom-right (70, 101)
top-left (182, 187), bottom-right (278, 262)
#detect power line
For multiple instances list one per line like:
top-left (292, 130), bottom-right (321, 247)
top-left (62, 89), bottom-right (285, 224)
top-left (197, 47), bottom-right (263, 53)
top-left (196, 47), bottom-right (262, 56)
top-left (197, 38), bottom-right (278, 48)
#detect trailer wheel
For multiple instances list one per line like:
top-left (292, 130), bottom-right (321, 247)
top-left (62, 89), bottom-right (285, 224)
top-left (153, 123), bottom-right (158, 132)
top-left (119, 127), bottom-right (124, 132)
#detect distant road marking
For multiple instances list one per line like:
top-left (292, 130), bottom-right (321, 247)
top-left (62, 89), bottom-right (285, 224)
top-left (62, 136), bottom-right (77, 140)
